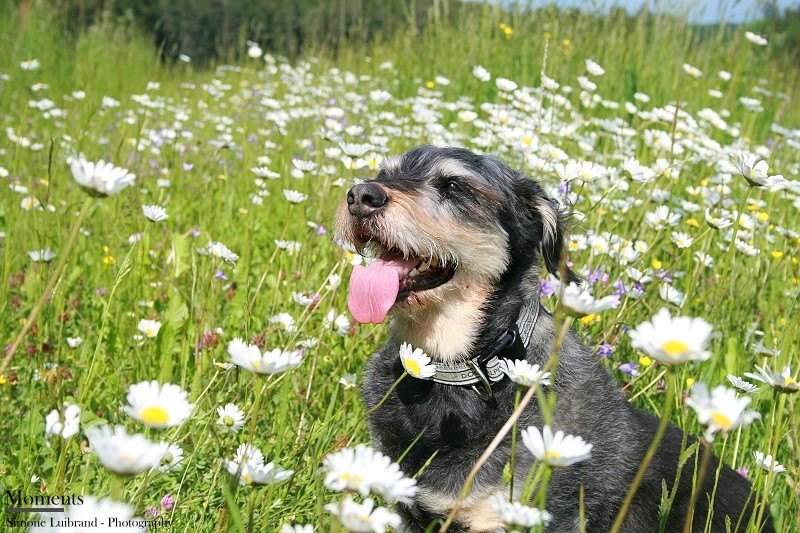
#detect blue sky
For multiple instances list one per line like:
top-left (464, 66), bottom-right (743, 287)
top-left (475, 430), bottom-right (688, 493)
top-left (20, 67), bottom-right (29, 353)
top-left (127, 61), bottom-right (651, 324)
top-left (519, 0), bottom-right (799, 24)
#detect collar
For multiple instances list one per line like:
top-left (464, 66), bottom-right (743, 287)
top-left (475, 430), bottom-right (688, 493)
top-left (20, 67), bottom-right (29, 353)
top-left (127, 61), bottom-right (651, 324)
top-left (430, 299), bottom-right (540, 394)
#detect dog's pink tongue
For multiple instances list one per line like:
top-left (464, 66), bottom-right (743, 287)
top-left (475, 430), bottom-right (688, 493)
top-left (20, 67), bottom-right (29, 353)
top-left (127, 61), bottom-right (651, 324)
top-left (348, 252), bottom-right (418, 324)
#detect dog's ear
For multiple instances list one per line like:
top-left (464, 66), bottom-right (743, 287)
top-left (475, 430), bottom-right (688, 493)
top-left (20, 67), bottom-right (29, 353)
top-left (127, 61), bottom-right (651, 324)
top-left (534, 196), bottom-right (579, 284)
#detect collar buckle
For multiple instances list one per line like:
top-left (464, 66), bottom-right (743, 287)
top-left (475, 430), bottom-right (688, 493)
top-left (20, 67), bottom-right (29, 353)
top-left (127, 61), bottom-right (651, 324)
top-left (465, 359), bottom-right (494, 401)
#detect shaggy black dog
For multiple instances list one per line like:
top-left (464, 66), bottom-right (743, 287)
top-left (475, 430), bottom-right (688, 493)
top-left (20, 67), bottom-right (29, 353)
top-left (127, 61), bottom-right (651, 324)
top-left (335, 145), bottom-right (770, 532)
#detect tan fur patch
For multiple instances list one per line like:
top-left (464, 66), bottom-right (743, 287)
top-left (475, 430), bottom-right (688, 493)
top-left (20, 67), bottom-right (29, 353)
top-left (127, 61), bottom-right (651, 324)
top-left (392, 283), bottom-right (490, 362)
top-left (416, 486), bottom-right (503, 531)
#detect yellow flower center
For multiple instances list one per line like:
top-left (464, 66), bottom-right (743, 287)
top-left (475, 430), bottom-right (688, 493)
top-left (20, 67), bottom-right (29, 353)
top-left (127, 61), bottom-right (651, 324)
top-left (145, 328), bottom-right (155, 337)
top-left (141, 406), bottom-right (169, 425)
top-left (546, 450), bottom-right (562, 459)
top-left (661, 340), bottom-right (690, 356)
top-left (342, 472), bottom-right (363, 484)
top-left (784, 376), bottom-right (797, 387)
top-left (710, 412), bottom-right (732, 430)
top-left (405, 359), bottom-right (421, 377)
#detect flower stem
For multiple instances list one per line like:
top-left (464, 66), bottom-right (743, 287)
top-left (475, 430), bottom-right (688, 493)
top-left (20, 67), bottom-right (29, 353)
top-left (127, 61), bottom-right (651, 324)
top-left (0, 197), bottom-right (93, 376)
top-left (509, 386), bottom-right (522, 501)
top-left (682, 439), bottom-right (713, 532)
top-left (610, 370), bottom-right (676, 533)
top-left (110, 474), bottom-right (125, 501)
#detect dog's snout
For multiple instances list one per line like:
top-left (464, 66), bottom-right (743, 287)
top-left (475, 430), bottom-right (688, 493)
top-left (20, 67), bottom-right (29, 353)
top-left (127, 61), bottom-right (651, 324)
top-left (347, 183), bottom-right (387, 218)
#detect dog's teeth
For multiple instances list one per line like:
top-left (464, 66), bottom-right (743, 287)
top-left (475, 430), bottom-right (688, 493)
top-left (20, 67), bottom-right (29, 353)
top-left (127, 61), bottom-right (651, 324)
top-left (418, 261), bottom-right (430, 273)
top-left (408, 268), bottom-right (419, 278)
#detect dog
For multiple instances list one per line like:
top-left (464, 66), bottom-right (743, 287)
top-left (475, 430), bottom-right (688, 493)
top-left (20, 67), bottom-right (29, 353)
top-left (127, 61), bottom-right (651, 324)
top-left (335, 145), bottom-right (770, 532)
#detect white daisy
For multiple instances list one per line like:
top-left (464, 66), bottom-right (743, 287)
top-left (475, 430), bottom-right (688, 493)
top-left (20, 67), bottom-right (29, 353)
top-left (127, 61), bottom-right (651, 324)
top-left (744, 364), bottom-right (799, 394)
top-left (227, 338), bottom-right (303, 374)
top-left (20, 58), bottom-right (41, 71)
top-left (683, 63), bottom-right (703, 78)
top-left (233, 460), bottom-right (293, 486)
top-left (251, 166), bottom-right (280, 179)
top-left (142, 204), bottom-right (168, 222)
top-left (398, 342), bottom-right (435, 379)
top-left (223, 443), bottom-right (292, 485)
top-left (66, 336), bottom-right (83, 348)
top-left (685, 383), bottom-right (760, 441)
top-left (45, 403), bottom-right (81, 440)
top-left (628, 308), bottom-right (713, 365)
top-left (275, 239), bottom-right (302, 255)
top-left (731, 152), bottom-right (789, 190)
top-left (556, 281), bottom-right (620, 318)
top-left (324, 496), bottom-right (401, 533)
top-left (727, 374), bottom-right (760, 394)
top-left (158, 443), bottom-right (184, 472)
top-left (744, 31), bottom-right (768, 46)
top-left (283, 189), bottom-right (308, 203)
top-left (658, 284), bottom-right (686, 307)
top-left (495, 77), bottom-right (518, 92)
top-left (499, 359), bottom-right (551, 388)
top-left (217, 403), bottom-right (245, 432)
top-left (521, 425), bottom-right (593, 467)
top-left (585, 59), bottom-right (606, 76)
top-left (490, 494), bottom-right (552, 528)
top-left (28, 248), bottom-right (56, 262)
top-left (198, 241), bottom-right (239, 264)
top-left (137, 319), bottom-right (162, 338)
top-left (86, 425), bottom-right (167, 475)
top-left (704, 208), bottom-right (733, 230)
top-left (671, 232), bottom-right (694, 249)
top-left (472, 65), bottom-right (491, 81)
top-left (322, 444), bottom-right (417, 503)
top-left (339, 373), bottom-right (357, 389)
top-left (69, 156), bottom-right (135, 197)
top-left (124, 380), bottom-right (193, 429)
top-left (752, 451), bottom-right (786, 473)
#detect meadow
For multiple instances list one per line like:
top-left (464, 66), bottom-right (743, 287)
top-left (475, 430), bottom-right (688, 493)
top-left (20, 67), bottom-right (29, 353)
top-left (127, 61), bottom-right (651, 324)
top-left (0, 2), bottom-right (798, 531)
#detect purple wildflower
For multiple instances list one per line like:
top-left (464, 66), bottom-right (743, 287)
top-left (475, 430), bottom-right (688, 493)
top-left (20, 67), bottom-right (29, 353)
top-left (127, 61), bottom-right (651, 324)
top-left (161, 494), bottom-right (175, 511)
top-left (214, 269), bottom-right (228, 281)
top-left (95, 287), bottom-right (107, 297)
top-left (612, 279), bottom-right (626, 296)
top-left (540, 278), bottom-right (555, 297)
top-left (735, 466), bottom-right (749, 479)
top-left (596, 343), bottom-right (613, 358)
top-left (182, 162), bottom-right (194, 171)
top-left (316, 225), bottom-right (328, 235)
top-left (619, 362), bottom-right (640, 376)
top-left (587, 267), bottom-right (604, 284)
top-left (145, 507), bottom-right (160, 518)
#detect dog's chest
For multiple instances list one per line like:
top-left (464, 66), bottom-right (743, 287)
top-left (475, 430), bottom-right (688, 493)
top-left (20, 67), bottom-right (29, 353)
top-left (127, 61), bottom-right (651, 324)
top-left (362, 351), bottom-right (517, 480)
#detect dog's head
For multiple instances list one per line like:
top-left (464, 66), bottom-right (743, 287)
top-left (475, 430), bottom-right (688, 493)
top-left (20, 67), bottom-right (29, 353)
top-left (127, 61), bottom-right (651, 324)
top-left (335, 145), bottom-right (575, 359)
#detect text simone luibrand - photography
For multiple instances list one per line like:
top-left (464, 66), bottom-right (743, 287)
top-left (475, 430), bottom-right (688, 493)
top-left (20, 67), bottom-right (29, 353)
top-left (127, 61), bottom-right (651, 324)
top-left (5, 490), bottom-right (172, 529)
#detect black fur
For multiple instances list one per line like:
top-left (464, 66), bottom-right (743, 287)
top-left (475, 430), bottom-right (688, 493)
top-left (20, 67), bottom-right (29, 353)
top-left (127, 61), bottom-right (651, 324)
top-left (344, 146), bottom-right (770, 532)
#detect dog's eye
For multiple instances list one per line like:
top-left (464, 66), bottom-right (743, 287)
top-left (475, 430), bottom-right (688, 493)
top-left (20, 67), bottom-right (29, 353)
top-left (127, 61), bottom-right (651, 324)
top-left (438, 179), bottom-right (460, 194)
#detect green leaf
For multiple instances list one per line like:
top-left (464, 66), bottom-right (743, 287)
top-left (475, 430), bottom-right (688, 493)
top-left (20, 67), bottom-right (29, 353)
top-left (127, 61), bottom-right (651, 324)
top-left (170, 232), bottom-right (191, 278)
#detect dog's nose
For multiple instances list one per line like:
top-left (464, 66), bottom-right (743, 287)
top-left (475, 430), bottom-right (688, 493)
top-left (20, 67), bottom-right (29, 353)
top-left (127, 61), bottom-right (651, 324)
top-left (347, 183), bottom-right (387, 218)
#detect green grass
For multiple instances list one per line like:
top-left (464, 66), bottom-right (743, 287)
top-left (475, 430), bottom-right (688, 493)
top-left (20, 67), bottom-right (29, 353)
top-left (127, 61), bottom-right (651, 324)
top-left (0, 1), bottom-right (798, 531)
